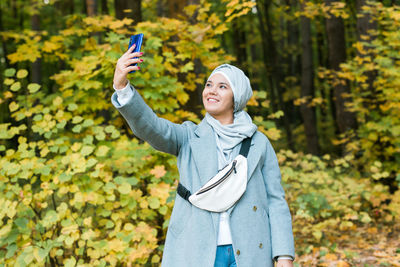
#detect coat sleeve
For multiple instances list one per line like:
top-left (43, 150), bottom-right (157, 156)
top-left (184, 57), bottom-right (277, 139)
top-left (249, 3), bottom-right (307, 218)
top-left (111, 84), bottom-right (189, 156)
top-left (261, 138), bottom-right (295, 260)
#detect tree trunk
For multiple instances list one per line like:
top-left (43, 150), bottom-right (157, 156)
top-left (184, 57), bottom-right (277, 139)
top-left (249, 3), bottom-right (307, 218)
top-left (356, 0), bottom-right (377, 96)
top-left (114, 0), bottom-right (142, 23)
top-left (86, 0), bottom-right (97, 17)
top-left (101, 0), bottom-right (109, 14)
top-left (255, 0), bottom-right (278, 113)
top-left (325, 0), bottom-right (357, 135)
top-left (127, 0), bottom-right (142, 24)
top-left (114, 0), bottom-right (125, 19)
top-left (232, 19), bottom-right (248, 72)
top-left (300, 0), bottom-right (320, 155)
top-left (0, 7), bottom-right (10, 69)
top-left (262, 0), bottom-right (294, 150)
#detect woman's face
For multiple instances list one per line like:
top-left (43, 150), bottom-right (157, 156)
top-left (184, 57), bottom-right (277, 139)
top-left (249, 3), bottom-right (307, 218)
top-left (202, 73), bottom-right (234, 124)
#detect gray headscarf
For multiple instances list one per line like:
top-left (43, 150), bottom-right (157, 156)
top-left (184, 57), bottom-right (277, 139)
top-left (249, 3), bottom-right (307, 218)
top-left (205, 64), bottom-right (257, 167)
top-left (208, 64), bottom-right (253, 113)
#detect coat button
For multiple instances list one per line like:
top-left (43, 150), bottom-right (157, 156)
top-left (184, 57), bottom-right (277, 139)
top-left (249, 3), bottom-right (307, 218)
top-left (259, 243), bottom-right (263, 249)
top-left (253, 206), bottom-right (257, 211)
top-left (236, 249), bottom-right (240, 255)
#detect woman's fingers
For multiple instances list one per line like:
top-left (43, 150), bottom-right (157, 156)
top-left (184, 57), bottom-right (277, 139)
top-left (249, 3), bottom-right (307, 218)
top-left (125, 43), bottom-right (136, 54)
top-left (127, 65), bottom-right (140, 72)
top-left (127, 51), bottom-right (144, 59)
top-left (124, 58), bottom-right (143, 67)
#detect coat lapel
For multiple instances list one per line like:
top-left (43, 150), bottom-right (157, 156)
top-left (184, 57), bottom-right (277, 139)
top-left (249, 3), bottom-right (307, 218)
top-left (189, 119), bottom-right (218, 186)
top-left (189, 120), bottom-right (220, 233)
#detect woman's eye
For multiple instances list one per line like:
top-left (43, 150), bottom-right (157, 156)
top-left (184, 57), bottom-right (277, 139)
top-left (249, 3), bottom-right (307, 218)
top-left (220, 85), bottom-right (226, 89)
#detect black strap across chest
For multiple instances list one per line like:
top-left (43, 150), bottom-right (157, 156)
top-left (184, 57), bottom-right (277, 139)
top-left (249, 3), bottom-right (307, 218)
top-left (177, 137), bottom-right (252, 201)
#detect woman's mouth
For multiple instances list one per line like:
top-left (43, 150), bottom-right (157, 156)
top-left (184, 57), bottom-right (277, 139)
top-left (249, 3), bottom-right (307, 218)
top-left (207, 97), bottom-right (219, 103)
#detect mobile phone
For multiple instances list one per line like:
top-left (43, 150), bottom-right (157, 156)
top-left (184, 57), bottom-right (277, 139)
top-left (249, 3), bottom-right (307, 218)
top-left (128, 33), bottom-right (144, 73)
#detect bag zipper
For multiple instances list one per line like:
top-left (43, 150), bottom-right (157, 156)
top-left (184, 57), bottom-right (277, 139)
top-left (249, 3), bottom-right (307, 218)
top-left (196, 160), bottom-right (237, 195)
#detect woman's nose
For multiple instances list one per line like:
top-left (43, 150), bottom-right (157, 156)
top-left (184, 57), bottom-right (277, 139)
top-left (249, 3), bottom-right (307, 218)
top-left (209, 85), bottom-right (217, 93)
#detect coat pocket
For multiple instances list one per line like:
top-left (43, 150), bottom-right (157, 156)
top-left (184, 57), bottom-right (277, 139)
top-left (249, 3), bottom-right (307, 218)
top-left (168, 197), bottom-right (192, 238)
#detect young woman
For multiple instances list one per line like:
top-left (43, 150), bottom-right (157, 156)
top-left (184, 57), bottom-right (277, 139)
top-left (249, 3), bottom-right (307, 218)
top-left (111, 44), bottom-right (295, 267)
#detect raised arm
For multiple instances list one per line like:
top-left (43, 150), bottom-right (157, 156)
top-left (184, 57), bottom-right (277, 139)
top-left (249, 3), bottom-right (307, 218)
top-left (111, 44), bottom-right (189, 156)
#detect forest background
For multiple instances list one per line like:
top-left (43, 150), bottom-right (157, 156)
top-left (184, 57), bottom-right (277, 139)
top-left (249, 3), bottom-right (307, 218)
top-left (0, 0), bottom-right (399, 266)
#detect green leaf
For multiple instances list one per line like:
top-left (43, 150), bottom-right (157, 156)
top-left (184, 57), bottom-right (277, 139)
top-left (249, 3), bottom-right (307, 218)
top-left (67, 103), bottom-right (78, 111)
top-left (118, 183), bottom-right (131, 194)
top-left (81, 145), bottom-right (94, 156)
top-left (82, 119), bottom-right (94, 127)
top-left (159, 205), bottom-right (168, 215)
top-left (10, 82), bottom-right (21, 92)
top-left (27, 83), bottom-right (41, 93)
top-left (95, 131), bottom-right (105, 141)
top-left (105, 220), bottom-right (114, 229)
top-left (64, 257), bottom-right (76, 267)
top-left (33, 114), bottom-right (43, 121)
top-left (72, 125), bottom-right (82, 133)
top-left (72, 116), bottom-right (83, 124)
top-left (95, 145), bottom-right (110, 157)
top-left (37, 247), bottom-right (49, 261)
top-left (83, 135), bottom-right (94, 144)
top-left (65, 236), bottom-right (74, 246)
top-left (148, 196), bottom-right (160, 209)
top-left (87, 158), bottom-right (98, 168)
top-left (43, 210), bottom-right (58, 228)
top-left (55, 249), bottom-right (63, 256)
top-left (59, 173), bottom-right (72, 182)
top-left (15, 217), bottom-right (28, 230)
top-left (6, 243), bottom-right (17, 259)
top-left (56, 120), bottom-right (67, 129)
top-left (105, 125), bottom-right (115, 133)
top-left (5, 68), bottom-right (16, 77)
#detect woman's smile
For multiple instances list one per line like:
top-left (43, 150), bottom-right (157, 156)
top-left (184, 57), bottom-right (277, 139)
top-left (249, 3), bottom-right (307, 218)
top-left (206, 97), bottom-right (219, 103)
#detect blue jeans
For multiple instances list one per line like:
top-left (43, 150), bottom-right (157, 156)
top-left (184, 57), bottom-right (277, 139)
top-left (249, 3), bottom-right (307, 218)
top-left (214, 245), bottom-right (237, 267)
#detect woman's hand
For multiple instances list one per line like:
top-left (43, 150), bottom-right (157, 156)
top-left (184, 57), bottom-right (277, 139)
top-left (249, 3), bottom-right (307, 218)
top-left (113, 44), bottom-right (143, 89)
top-left (276, 259), bottom-right (294, 267)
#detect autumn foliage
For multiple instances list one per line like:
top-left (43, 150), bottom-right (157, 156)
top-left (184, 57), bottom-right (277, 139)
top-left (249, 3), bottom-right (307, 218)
top-left (0, 0), bottom-right (399, 266)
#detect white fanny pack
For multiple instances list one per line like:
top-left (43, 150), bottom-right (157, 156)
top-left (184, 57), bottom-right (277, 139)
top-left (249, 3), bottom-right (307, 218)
top-left (177, 137), bottom-right (251, 212)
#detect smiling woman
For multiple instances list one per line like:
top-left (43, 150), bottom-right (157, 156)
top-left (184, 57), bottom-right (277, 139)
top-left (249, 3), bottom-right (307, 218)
top-left (111, 48), bottom-right (295, 267)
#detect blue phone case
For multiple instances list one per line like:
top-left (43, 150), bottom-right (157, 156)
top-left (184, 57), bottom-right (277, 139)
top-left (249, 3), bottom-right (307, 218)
top-left (128, 33), bottom-right (144, 73)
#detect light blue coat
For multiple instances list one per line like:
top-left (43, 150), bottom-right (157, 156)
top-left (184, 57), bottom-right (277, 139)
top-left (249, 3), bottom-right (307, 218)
top-left (111, 88), bottom-right (295, 267)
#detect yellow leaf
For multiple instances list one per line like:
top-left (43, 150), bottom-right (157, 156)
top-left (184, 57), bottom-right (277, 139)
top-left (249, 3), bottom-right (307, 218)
top-left (9, 101), bottom-right (19, 112)
top-left (53, 96), bottom-right (63, 106)
top-left (149, 182), bottom-right (171, 205)
top-left (42, 40), bottom-right (61, 53)
top-left (96, 145), bottom-right (110, 157)
top-left (108, 238), bottom-right (126, 252)
top-left (337, 261), bottom-right (350, 267)
top-left (150, 165), bottom-right (166, 178)
top-left (4, 78), bottom-right (14, 85)
top-left (10, 81), bottom-right (21, 91)
top-left (16, 69), bottom-right (28, 79)
top-left (324, 253), bottom-right (338, 260)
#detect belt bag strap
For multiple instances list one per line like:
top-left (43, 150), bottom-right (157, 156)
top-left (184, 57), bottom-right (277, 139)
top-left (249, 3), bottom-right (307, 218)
top-left (177, 137), bottom-right (252, 212)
